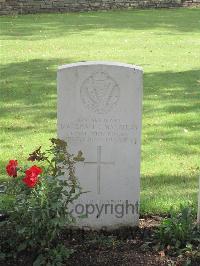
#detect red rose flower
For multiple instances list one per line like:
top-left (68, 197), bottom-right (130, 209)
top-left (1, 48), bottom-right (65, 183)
top-left (22, 165), bottom-right (42, 188)
top-left (6, 160), bottom-right (18, 177)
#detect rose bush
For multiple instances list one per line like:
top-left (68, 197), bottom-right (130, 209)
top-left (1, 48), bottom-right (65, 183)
top-left (1, 138), bottom-right (84, 265)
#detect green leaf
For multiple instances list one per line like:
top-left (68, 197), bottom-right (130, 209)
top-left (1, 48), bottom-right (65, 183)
top-left (17, 242), bottom-right (27, 252)
top-left (73, 151), bottom-right (85, 161)
top-left (33, 254), bottom-right (45, 266)
top-left (18, 227), bottom-right (26, 234)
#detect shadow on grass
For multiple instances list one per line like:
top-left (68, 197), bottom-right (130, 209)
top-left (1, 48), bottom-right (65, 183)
top-left (142, 173), bottom-right (198, 187)
top-left (0, 58), bottom-right (73, 124)
top-left (0, 58), bottom-right (199, 121)
top-left (0, 58), bottom-right (199, 152)
top-left (0, 9), bottom-right (200, 40)
top-left (142, 68), bottom-right (200, 156)
top-left (143, 69), bottom-right (200, 111)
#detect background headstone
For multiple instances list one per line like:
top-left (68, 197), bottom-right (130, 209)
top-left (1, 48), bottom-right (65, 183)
top-left (57, 62), bottom-right (143, 229)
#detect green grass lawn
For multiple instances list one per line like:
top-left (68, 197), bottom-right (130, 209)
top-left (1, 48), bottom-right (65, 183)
top-left (0, 8), bottom-right (200, 214)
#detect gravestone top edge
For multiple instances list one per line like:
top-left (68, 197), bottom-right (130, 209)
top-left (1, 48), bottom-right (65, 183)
top-left (58, 61), bottom-right (143, 72)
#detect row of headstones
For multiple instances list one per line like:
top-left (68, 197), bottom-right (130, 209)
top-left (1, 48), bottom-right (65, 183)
top-left (57, 61), bottom-right (200, 229)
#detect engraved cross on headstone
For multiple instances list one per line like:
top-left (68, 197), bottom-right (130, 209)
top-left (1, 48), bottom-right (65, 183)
top-left (84, 146), bottom-right (114, 194)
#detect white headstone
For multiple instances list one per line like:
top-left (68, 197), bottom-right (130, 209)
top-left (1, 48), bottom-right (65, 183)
top-left (57, 62), bottom-right (143, 230)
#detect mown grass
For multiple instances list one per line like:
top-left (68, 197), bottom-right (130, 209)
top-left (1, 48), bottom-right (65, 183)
top-left (0, 8), bottom-right (200, 214)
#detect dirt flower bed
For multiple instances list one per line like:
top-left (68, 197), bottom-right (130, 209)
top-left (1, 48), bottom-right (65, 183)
top-left (1, 215), bottom-right (199, 265)
top-left (61, 216), bottom-right (200, 266)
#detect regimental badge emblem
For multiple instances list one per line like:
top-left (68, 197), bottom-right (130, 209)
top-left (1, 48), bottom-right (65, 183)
top-left (80, 72), bottom-right (120, 114)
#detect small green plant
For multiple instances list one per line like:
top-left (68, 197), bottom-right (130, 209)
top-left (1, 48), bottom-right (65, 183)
top-left (33, 244), bottom-right (74, 266)
top-left (157, 204), bottom-right (196, 248)
top-left (0, 138), bottom-right (84, 265)
top-left (155, 204), bottom-right (200, 264)
top-left (88, 235), bottom-right (121, 248)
